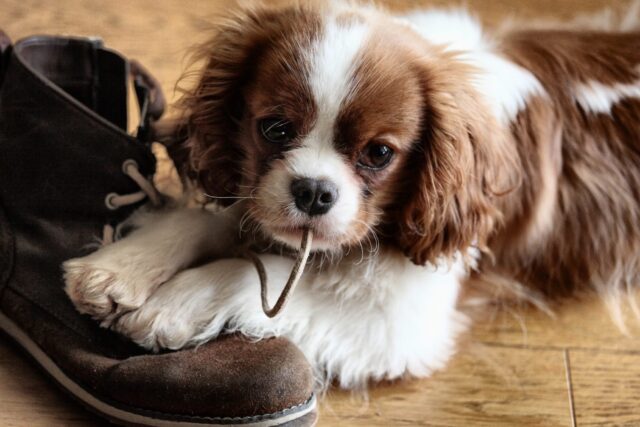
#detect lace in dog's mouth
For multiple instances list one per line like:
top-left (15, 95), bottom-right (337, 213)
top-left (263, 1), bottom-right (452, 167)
top-left (273, 225), bottom-right (323, 239)
top-left (268, 224), bottom-right (333, 249)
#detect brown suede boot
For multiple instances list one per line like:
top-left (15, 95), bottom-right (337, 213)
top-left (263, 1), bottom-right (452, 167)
top-left (0, 33), bottom-right (316, 426)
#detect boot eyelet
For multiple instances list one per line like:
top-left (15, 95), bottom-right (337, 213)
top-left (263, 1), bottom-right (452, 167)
top-left (105, 193), bottom-right (120, 210)
top-left (122, 159), bottom-right (139, 175)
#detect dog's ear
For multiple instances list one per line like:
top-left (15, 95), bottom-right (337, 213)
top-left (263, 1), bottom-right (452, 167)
top-left (173, 4), bottom-right (305, 205)
top-left (394, 55), bottom-right (519, 265)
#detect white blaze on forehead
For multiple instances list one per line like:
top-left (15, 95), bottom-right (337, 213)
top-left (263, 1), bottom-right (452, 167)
top-left (284, 19), bottom-right (369, 233)
top-left (257, 18), bottom-right (370, 243)
top-left (308, 18), bottom-right (369, 136)
top-left (297, 17), bottom-right (369, 170)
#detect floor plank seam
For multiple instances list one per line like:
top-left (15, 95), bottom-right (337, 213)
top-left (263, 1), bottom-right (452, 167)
top-left (477, 340), bottom-right (640, 355)
top-left (563, 348), bottom-right (577, 427)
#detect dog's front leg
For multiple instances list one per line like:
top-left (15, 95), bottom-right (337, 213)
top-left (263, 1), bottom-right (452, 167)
top-left (111, 254), bottom-right (296, 351)
top-left (63, 205), bottom-right (242, 326)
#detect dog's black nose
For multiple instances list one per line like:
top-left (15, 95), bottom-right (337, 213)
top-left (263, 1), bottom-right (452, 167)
top-left (290, 178), bottom-right (338, 216)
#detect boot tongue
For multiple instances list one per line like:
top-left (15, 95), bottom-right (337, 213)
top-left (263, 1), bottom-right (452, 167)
top-left (15, 36), bottom-right (128, 131)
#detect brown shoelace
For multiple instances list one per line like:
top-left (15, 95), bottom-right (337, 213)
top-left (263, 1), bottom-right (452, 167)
top-left (102, 159), bottom-right (161, 244)
top-left (244, 228), bottom-right (313, 318)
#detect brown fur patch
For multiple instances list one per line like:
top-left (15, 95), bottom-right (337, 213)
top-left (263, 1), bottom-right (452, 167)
top-left (487, 29), bottom-right (640, 298)
top-left (176, 2), bottom-right (322, 204)
top-left (501, 30), bottom-right (640, 86)
top-left (381, 42), bottom-right (520, 265)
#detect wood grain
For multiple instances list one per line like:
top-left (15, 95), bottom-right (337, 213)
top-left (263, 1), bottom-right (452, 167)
top-left (1, 0), bottom-right (639, 426)
top-left (0, 336), bottom-right (108, 427)
top-left (570, 350), bottom-right (640, 427)
top-left (320, 346), bottom-right (572, 426)
top-left (471, 295), bottom-right (640, 352)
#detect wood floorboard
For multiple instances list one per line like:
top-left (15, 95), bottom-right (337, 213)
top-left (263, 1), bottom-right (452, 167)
top-left (319, 346), bottom-right (572, 426)
top-left (1, 0), bottom-right (637, 426)
top-left (471, 296), bottom-right (640, 352)
top-left (0, 335), bottom-right (108, 427)
top-left (570, 350), bottom-right (640, 427)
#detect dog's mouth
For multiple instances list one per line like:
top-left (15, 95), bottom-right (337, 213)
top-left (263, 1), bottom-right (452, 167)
top-left (267, 224), bottom-right (336, 250)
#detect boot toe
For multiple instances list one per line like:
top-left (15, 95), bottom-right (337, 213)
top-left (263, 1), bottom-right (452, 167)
top-left (1, 289), bottom-right (316, 426)
top-left (97, 334), bottom-right (316, 421)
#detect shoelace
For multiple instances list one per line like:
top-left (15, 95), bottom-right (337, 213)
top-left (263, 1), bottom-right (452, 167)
top-left (102, 159), bottom-right (161, 244)
top-left (100, 160), bottom-right (310, 318)
top-left (244, 227), bottom-right (313, 318)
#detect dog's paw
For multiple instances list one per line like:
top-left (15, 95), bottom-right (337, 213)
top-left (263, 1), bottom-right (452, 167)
top-left (109, 266), bottom-right (233, 352)
top-left (113, 306), bottom-right (200, 352)
top-left (63, 254), bottom-right (173, 326)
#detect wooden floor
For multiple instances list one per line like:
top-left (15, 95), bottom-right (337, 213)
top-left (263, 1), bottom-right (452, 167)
top-left (1, 0), bottom-right (638, 426)
top-left (3, 294), bottom-right (640, 426)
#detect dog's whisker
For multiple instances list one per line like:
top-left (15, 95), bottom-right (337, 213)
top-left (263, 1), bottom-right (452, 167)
top-left (202, 193), bottom-right (254, 200)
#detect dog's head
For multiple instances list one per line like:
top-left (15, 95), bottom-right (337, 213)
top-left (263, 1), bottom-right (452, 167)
top-left (177, 2), bottom-right (514, 264)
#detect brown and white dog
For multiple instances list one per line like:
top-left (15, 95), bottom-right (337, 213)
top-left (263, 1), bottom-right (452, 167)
top-left (64, 1), bottom-right (640, 388)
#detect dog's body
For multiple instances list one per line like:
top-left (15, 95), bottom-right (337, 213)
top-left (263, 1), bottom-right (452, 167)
top-left (65, 3), bottom-right (640, 388)
top-left (65, 205), bottom-right (468, 388)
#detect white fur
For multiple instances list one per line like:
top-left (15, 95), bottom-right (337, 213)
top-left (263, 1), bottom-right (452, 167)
top-left (64, 207), bottom-right (467, 389)
top-left (63, 205), bottom-right (241, 324)
top-left (308, 18), bottom-right (368, 119)
top-left (573, 78), bottom-right (640, 114)
top-left (520, 125), bottom-right (562, 252)
top-left (255, 18), bottom-right (368, 249)
top-left (398, 9), bottom-right (487, 53)
top-left (400, 9), bottom-right (546, 124)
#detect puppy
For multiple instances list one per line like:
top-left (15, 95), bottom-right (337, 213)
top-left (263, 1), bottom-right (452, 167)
top-left (64, 1), bottom-right (640, 388)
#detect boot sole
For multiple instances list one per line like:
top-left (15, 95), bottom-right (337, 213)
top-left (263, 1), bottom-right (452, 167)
top-left (0, 311), bottom-right (317, 427)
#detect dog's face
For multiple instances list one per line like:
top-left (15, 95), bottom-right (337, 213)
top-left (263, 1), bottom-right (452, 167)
top-left (240, 14), bottom-right (426, 252)
top-left (182, 3), bottom-right (513, 264)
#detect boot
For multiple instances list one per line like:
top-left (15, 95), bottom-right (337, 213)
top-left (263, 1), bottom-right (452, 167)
top-left (0, 33), bottom-right (316, 426)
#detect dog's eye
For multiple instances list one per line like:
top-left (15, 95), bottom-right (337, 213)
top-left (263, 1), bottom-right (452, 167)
top-left (259, 117), bottom-right (295, 144)
top-left (358, 143), bottom-right (394, 170)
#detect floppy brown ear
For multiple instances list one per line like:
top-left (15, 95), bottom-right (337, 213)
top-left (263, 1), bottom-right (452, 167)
top-left (395, 56), bottom-right (519, 265)
top-left (171, 4), bottom-right (312, 205)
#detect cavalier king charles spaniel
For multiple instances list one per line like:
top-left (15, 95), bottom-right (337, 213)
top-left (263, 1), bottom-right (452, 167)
top-left (64, 1), bottom-right (640, 388)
